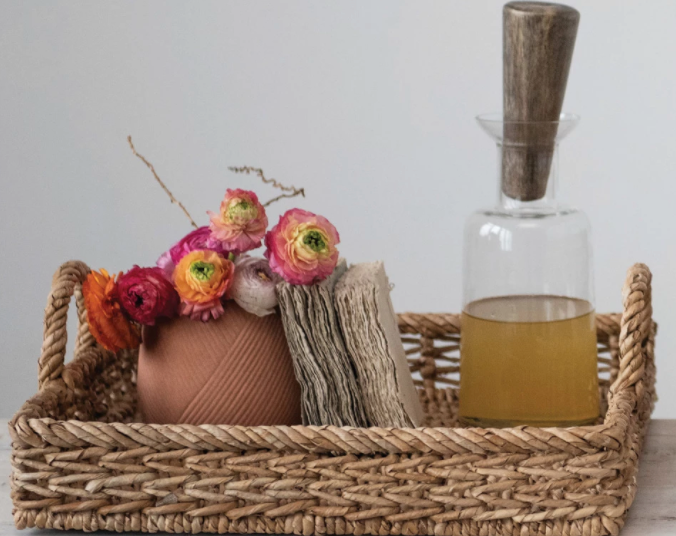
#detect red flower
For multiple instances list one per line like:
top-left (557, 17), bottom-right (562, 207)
top-left (117, 266), bottom-right (179, 325)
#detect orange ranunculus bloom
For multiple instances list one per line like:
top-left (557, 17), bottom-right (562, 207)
top-left (173, 250), bottom-right (234, 321)
top-left (83, 269), bottom-right (141, 353)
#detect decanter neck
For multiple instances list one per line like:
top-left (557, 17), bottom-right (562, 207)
top-left (476, 113), bottom-right (579, 214)
top-left (496, 141), bottom-right (560, 213)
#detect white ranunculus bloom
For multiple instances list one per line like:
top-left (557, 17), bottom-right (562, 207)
top-left (230, 256), bottom-right (280, 316)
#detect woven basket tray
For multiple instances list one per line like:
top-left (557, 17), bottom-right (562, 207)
top-left (9, 261), bottom-right (656, 536)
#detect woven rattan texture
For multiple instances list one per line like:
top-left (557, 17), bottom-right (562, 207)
top-left (9, 261), bottom-right (656, 536)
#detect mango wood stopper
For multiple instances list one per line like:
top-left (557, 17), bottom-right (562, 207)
top-left (502, 2), bottom-right (580, 201)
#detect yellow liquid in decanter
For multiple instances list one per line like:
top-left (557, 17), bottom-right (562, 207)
top-left (459, 295), bottom-right (599, 427)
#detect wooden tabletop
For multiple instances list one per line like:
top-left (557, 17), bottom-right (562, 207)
top-left (1, 420), bottom-right (674, 535)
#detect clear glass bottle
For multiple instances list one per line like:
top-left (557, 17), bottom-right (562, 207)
top-left (460, 113), bottom-right (599, 428)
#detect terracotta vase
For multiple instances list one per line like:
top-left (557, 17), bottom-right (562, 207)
top-left (137, 302), bottom-right (302, 425)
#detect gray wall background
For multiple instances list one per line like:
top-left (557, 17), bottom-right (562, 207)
top-left (1, 1), bottom-right (674, 418)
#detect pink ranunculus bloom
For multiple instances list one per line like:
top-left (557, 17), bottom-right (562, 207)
top-left (117, 266), bottom-right (180, 325)
top-left (156, 226), bottom-right (229, 280)
top-left (207, 189), bottom-right (268, 254)
top-left (264, 208), bottom-right (340, 285)
top-left (178, 299), bottom-right (226, 323)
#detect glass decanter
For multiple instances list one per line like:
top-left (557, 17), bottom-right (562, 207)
top-left (459, 113), bottom-right (599, 428)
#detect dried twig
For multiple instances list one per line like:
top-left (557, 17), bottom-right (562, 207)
top-left (228, 166), bottom-right (305, 207)
top-left (128, 136), bottom-right (198, 229)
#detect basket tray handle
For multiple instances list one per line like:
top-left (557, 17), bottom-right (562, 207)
top-left (38, 261), bottom-right (95, 389)
top-left (606, 262), bottom-right (655, 425)
top-left (615, 263), bottom-right (654, 392)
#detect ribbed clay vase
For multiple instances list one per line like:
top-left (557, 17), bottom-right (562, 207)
top-left (137, 302), bottom-right (302, 425)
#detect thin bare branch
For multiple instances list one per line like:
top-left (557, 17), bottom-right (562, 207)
top-left (228, 166), bottom-right (305, 207)
top-left (128, 136), bottom-right (198, 229)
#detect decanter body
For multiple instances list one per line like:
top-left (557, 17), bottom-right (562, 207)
top-left (459, 115), bottom-right (599, 427)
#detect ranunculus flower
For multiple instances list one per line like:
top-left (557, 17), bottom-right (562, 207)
top-left (117, 266), bottom-right (179, 325)
top-left (173, 250), bottom-right (234, 321)
top-left (82, 269), bottom-right (141, 353)
top-left (157, 226), bottom-right (229, 280)
top-left (264, 208), bottom-right (340, 285)
top-left (208, 189), bottom-right (268, 254)
top-left (230, 256), bottom-right (280, 317)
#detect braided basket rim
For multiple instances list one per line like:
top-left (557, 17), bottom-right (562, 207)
top-left (10, 309), bottom-right (644, 456)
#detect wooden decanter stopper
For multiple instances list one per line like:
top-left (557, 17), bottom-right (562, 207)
top-left (502, 2), bottom-right (579, 201)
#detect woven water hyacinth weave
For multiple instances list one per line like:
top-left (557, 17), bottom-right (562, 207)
top-left (9, 260), bottom-right (655, 536)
